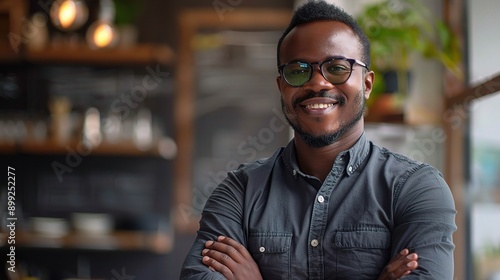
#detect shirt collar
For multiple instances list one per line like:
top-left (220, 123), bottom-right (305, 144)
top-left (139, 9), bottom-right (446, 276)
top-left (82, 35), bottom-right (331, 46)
top-left (281, 132), bottom-right (370, 178)
top-left (341, 132), bottom-right (370, 176)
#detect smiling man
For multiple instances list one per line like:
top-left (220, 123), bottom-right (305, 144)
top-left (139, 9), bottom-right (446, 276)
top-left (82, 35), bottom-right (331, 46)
top-left (180, 1), bottom-right (456, 279)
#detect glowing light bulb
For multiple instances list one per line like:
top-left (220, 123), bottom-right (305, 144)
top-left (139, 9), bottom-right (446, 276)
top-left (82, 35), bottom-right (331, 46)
top-left (50, 0), bottom-right (88, 31)
top-left (93, 23), bottom-right (113, 48)
top-left (86, 21), bottom-right (118, 49)
top-left (58, 0), bottom-right (76, 29)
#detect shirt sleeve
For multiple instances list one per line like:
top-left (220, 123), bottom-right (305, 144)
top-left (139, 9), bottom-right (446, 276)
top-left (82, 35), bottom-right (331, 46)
top-left (180, 170), bottom-right (247, 280)
top-left (392, 165), bottom-right (457, 279)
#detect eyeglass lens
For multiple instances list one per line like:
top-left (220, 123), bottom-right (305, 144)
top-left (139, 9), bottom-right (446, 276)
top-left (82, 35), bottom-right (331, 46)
top-left (282, 59), bottom-right (353, 87)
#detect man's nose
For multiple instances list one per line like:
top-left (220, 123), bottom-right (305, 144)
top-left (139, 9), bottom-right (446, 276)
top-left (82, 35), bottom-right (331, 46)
top-left (303, 67), bottom-right (335, 92)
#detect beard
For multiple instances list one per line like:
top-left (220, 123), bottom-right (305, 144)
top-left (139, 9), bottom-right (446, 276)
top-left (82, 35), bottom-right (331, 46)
top-left (281, 89), bottom-right (366, 148)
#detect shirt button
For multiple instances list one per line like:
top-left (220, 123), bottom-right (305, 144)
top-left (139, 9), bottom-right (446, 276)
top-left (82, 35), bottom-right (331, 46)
top-left (317, 195), bottom-right (325, 203)
top-left (310, 239), bottom-right (319, 247)
top-left (259, 246), bottom-right (265, 253)
top-left (348, 166), bottom-right (353, 172)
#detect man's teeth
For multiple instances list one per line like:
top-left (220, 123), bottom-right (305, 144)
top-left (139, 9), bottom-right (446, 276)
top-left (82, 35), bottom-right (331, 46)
top-left (306, 103), bottom-right (333, 109)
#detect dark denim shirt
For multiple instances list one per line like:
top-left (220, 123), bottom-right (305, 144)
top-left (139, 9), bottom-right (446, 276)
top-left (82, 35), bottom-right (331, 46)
top-left (181, 134), bottom-right (457, 279)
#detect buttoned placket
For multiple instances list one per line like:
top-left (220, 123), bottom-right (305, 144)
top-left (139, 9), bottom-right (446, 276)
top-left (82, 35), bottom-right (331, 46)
top-left (307, 155), bottom-right (347, 280)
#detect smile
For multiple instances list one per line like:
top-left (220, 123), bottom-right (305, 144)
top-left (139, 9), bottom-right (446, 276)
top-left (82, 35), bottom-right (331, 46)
top-left (305, 103), bottom-right (334, 109)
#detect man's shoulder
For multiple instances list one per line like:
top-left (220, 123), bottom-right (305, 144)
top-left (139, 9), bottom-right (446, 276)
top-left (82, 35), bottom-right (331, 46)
top-left (368, 141), bottom-right (439, 176)
top-left (368, 142), bottom-right (450, 202)
top-left (233, 147), bottom-right (285, 175)
top-left (219, 147), bottom-right (286, 193)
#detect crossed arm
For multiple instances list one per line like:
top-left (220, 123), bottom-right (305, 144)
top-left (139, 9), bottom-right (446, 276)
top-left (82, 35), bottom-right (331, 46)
top-left (201, 235), bottom-right (418, 280)
top-left (181, 166), bottom-right (455, 279)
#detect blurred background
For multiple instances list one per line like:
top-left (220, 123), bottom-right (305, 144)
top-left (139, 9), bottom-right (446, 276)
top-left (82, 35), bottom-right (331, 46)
top-left (0, 0), bottom-right (498, 279)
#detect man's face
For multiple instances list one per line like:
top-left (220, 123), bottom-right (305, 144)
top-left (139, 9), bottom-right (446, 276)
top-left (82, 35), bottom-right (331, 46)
top-left (277, 21), bottom-right (373, 148)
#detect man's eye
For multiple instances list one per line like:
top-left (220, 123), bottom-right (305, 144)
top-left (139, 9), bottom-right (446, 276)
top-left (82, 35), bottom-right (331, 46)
top-left (290, 69), bottom-right (309, 75)
top-left (327, 65), bottom-right (348, 73)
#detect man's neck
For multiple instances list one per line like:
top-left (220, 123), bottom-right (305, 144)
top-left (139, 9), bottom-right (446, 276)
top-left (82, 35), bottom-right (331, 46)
top-left (293, 126), bottom-right (363, 182)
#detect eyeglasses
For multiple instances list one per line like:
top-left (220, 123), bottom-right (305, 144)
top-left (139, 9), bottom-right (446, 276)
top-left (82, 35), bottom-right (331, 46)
top-left (278, 57), bottom-right (368, 87)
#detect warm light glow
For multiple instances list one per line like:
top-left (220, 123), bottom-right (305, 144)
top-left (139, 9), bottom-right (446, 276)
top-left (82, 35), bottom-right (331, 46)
top-left (50, 0), bottom-right (88, 31)
top-left (92, 23), bottom-right (114, 48)
top-left (58, 0), bottom-right (77, 29)
top-left (86, 20), bottom-right (118, 49)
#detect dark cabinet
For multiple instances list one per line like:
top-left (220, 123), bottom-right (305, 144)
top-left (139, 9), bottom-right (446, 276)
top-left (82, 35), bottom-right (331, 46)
top-left (0, 25), bottom-right (175, 280)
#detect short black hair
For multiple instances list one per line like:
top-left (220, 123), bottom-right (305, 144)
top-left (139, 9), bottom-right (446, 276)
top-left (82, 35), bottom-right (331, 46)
top-left (277, 0), bottom-right (371, 68)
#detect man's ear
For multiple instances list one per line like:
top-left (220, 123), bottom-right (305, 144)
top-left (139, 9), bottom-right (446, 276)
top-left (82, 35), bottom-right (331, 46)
top-left (276, 75), bottom-right (283, 93)
top-left (364, 70), bottom-right (374, 100)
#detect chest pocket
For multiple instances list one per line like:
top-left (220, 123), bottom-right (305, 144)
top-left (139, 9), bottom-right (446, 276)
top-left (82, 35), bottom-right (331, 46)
top-left (248, 232), bottom-right (291, 280)
top-left (332, 229), bottom-right (391, 279)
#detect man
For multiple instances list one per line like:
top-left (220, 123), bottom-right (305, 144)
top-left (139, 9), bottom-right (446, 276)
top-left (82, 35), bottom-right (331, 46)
top-left (180, 1), bottom-right (456, 279)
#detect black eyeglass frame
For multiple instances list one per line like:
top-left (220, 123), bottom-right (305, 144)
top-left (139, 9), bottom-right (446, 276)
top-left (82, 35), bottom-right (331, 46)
top-left (278, 56), bottom-right (369, 87)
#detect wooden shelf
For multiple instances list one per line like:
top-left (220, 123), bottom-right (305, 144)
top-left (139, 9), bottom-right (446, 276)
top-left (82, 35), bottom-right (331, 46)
top-left (0, 141), bottom-right (16, 153)
top-left (0, 139), bottom-right (175, 158)
top-left (22, 43), bottom-right (175, 66)
top-left (0, 44), bottom-right (21, 62)
top-left (1, 230), bottom-right (173, 253)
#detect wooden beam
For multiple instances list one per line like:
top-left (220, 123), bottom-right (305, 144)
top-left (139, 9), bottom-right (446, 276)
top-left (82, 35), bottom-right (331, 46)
top-left (443, 72), bottom-right (500, 280)
top-left (442, 0), bottom-right (468, 279)
top-left (178, 8), bottom-right (292, 30)
top-left (446, 73), bottom-right (500, 108)
top-left (173, 9), bottom-right (292, 233)
top-left (443, 115), bottom-right (467, 280)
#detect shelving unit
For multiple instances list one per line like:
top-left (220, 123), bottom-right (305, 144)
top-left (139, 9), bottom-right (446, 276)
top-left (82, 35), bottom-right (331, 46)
top-left (0, 7), bottom-right (177, 277)
top-left (2, 231), bottom-right (172, 253)
top-left (0, 139), bottom-right (174, 158)
top-left (22, 43), bottom-right (174, 66)
top-left (0, 41), bottom-right (176, 156)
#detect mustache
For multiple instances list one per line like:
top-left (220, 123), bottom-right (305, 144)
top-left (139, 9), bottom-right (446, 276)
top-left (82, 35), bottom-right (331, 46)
top-left (293, 90), bottom-right (346, 108)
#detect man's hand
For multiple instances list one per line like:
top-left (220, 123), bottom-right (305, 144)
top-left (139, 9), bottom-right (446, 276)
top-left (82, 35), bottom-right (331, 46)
top-left (378, 249), bottom-right (418, 280)
top-left (202, 235), bottom-right (263, 280)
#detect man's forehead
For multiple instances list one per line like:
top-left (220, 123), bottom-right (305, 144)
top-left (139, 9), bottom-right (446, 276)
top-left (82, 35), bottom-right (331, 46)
top-left (281, 20), bottom-right (361, 57)
top-left (282, 20), bottom-right (358, 48)
top-left (288, 20), bottom-right (355, 38)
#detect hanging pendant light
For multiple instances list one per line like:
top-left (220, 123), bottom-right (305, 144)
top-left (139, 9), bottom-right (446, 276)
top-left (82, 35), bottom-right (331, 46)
top-left (86, 0), bottom-right (119, 49)
top-left (50, 0), bottom-right (89, 31)
top-left (88, 22), bottom-right (116, 48)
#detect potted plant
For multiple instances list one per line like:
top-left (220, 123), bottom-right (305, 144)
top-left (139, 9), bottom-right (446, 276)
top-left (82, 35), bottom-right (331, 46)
top-left (356, 0), bottom-right (462, 112)
top-left (113, 0), bottom-right (144, 47)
